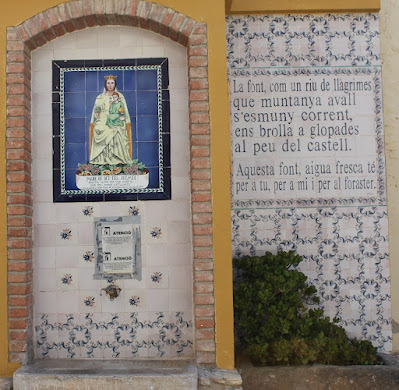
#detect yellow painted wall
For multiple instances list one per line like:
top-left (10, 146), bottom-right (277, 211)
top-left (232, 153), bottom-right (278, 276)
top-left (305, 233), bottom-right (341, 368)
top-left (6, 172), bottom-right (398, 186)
top-left (0, 0), bottom-right (233, 375)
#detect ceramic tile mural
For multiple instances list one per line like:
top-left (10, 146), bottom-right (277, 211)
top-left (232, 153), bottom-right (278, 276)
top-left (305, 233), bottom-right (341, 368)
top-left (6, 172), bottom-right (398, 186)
top-left (227, 14), bottom-right (392, 351)
top-left (32, 26), bottom-right (193, 359)
top-left (53, 58), bottom-right (171, 202)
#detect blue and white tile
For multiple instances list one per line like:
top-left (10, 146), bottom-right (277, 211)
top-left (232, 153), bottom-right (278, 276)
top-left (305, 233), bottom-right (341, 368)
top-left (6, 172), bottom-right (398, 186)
top-left (146, 267), bottom-right (169, 289)
top-left (56, 269), bottom-right (78, 290)
top-left (79, 291), bottom-right (101, 313)
top-left (56, 223), bottom-right (78, 246)
top-left (124, 290), bottom-right (147, 312)
top-left (79, 246), bottom-right (96, 268)
top-left (143, 222), bottom-right (167, 244)
top-left (78, 203), bottom-right (99, 222)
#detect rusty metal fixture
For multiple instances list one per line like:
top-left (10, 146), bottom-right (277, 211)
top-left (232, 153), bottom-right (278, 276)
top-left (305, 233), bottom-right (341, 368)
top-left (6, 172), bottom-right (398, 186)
top-left (101, 283), bottom-right (121, 301)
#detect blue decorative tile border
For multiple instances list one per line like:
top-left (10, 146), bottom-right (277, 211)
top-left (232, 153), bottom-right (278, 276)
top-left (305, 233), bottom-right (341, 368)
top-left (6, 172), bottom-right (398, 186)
top-left (226, 14), bottom-right (380, 69)
top-left (35, 312), bottom-right (193, 359)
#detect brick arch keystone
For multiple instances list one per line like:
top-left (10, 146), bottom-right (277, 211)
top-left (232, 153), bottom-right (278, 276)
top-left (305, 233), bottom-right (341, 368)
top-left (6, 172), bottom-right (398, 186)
top-left (6, 0), bottom-right (214, 365)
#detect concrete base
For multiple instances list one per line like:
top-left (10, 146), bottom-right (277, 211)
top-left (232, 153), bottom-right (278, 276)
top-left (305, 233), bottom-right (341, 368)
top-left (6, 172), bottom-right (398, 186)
top-left (238, 354), bottom-right (399, 390)
top-left (13, 359), bottom-right (198, 390)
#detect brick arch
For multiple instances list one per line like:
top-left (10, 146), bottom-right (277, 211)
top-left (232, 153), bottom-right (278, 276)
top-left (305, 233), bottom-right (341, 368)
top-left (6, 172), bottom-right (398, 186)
top-left (6, 0), bottom-right (213, 365)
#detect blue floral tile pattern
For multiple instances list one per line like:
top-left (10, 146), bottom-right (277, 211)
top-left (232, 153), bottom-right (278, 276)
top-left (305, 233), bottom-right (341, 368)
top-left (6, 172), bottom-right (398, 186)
top-left (226, 14), bottom-right (380, 68)
top-left (60, 228), bottom-right (72, 240)
top-left (61, 274), bottom-right (73, 285)
top-left (83, 251), bottom-right (94, 263)
top-left (35, 312), bottom-right (193, 359)
top-left (129, 296), bottom-right (141, 307)
top-left (82, 206), bottom-right (94, 217)
top-left (151, 272), bottom-right (163, 284)
top-left (129, 206), bottom-right (140, 216)
top-left (84, 297), bottom-right (95, 308)
top-left (232, 206), bottom-right (391, 351)
top-left (150, 227), bottom-right (162, 239)
top-left (228, 13), bottom-right (391, 352)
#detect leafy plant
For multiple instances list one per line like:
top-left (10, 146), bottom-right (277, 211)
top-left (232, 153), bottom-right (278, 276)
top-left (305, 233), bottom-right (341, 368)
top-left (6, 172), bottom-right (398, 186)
top-left (233, 251), bottom-right (380, 366)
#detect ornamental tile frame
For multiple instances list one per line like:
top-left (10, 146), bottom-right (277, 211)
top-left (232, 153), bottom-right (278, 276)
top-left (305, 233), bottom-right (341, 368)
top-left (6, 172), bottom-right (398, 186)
top-left (6, 0), bottom-right (214, 365)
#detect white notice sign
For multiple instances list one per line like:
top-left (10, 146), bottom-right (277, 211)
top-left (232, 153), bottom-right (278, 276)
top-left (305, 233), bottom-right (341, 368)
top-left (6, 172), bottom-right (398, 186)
top-left (102, 224), bottom-right (135, 274)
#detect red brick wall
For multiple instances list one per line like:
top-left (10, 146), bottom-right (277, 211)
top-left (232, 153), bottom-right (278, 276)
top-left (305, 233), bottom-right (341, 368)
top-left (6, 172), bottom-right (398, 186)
top-left (6, 0), bottom-right (215, 365)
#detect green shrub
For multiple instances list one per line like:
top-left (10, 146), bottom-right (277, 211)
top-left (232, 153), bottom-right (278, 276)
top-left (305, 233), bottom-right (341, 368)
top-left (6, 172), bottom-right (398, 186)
top-left (233, 251), bottom-right (380, 366)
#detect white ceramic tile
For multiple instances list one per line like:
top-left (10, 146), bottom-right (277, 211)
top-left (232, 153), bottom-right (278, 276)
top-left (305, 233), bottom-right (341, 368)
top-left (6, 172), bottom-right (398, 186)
top-left (99, 202), bottom-right (125, 218)
top-left (77, 223), bottom-right (95, 245)
top-left (119, 27), bottom-right (144, 47)
top-left (164, 45), bottom-right (187, 68)
top-left (170, 89), bottom-right (189, 112)
top-left (123, 276), bottom-right (146, 289)
top-left (31, 93), bottom-right (52, 116)
top-left (55, 203), bottom-right (78, 223)
top-left (33, 203), bottom-right (56, 225)
top-left (97, 27), bottom-right (122, 48)
top-left (166, 200), bottom-right (191, 222)
top-left (56, 292), bottom-right (79, 313)
top-left (55, 246), bottom-right (79, 269)
top-left (76, 28), bottom-right (98, 49)
top-left (171, 177), bottom-right (190, 198)
top-left (34, 224), bottom-right (56, 247)
top-left (146, 201), bottom-right (168, 221)
top-left (169, 289), bottom-right (192, 311)
top-left (146, 290), bottom-right (169, 312)
top-left (54, 48), bottom-right (98, 60)
top-left (34, 246), bottom-right (56, 269)
top-left (35, 268), bottom-right (56, 292)
top-left (32, 134), bottom-right (52, 160)
top-left (31, 114), bottom-right (52, 138)
top-left (145, 244), bottom-right (167, 267)
top-left (56, 268), bottom-right (78, 291)
top-left (33, 180), bottom-right (53, 203)
top-left (168, 266), bottom-right (192, 289)
top-left (142, 46), bottom-right (165, 57)
top-left (167, 221), bottom-right (191, 244)
top-left (166, 243), bottom-right (192, 266)
top-left (31, 48), bottom-right (53, 72)
top-left (78, 268), bottom-right (101, 291)
top-left (55, 223), bottom-right (78, 246)
top-left (169, 108), bottom-right (189, 134)
top-left (32, 157), bottom-right (52, 181)
top-left (34, 292), bottom-right (57, 314)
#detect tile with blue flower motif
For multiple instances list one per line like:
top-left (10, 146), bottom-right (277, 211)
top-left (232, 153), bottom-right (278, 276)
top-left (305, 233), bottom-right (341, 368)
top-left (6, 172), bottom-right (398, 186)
top-left (79, 291), bottom-right (101, 313)
top-left (79, 246), bottom-right (95, 268)
top-left (56, 269), bottom-right (78, 290)
top-left (78, 204), bottom-right (99, 222)
top-left (146, 267), bottom-right (168, 289)
top-left (56, 223), bottom-right (78, 246)
top-left (144, 222), bottom-right (167, 244)
top-left (124, 290), bottom-right (147, 312)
